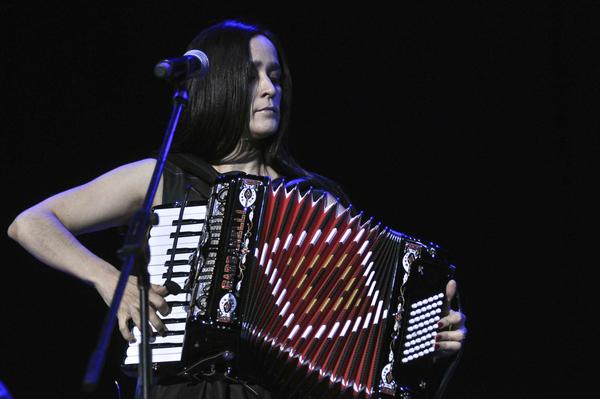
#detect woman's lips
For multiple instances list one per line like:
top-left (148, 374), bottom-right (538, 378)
top-left (255, 107), bottom-right (278, 113)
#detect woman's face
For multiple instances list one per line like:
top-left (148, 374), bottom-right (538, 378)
top-left (248, 35), bottom-right (282, 139)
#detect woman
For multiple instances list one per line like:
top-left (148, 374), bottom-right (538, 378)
top-left (8, 20), bottom-right (466, 398)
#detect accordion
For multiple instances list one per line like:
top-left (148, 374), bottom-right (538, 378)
top-left (123, 174), bottom-right (456, 398)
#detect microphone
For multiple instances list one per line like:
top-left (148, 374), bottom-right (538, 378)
top-left (154, 49), bottom-right (209, 82)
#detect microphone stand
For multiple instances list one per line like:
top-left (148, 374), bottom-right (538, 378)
top-left (82, 84), bottom-right (189, 399)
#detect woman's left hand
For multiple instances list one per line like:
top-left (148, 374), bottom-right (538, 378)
top-left (435, 279), bottom-right (467, 357)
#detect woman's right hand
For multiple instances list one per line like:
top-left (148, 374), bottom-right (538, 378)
top-left (95, 271), bottom-right (171, 343)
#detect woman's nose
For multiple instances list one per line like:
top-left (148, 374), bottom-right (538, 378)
top-left (259, 75), bottom-right (276, 97)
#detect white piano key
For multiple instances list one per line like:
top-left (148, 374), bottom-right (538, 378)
top-left (164, 305), bottom-right (190, 317)
top-left (160, 306), bottom-right (188, 320)
top-left (150, 276), bottom-right (188, 286)
top-left (153, 220), bottom-right (203, 231)
top-left (150, 224), bottom-right (204, 237)
top-left (129, 330), bottom-right (185, 346)
top-left (126, 345), bottom-right (183, 357)
top-left (167, 304), bottom-right (187, 313)
top-left (148, 253), bottom-right (193, 266)
top-left (154, 206), bottom-right (206, 219)
top-left (160, 322), bottom-right (186, 332)
top-left (149, 235), bottom-right (202, 248)
top-left (131, 333), bottom-right (185, 345)
top-left (124, 352), bottom-right (182, 365)
top-left (165, 293), bottom-right (188, 302)
top-left (128, 311), bottom-right (187, 343)
top-left (148, 265), bottom-right (191, 275)
top-left (155, 214), bottom-right (205, 227)
top-left (129, 314), bottom-right (188, 328)
top-left (150, 244), bottom-right (197, 257)
top-left (132, 321), bottom-right (187, 337)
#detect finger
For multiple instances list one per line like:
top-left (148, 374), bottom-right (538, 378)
top-left (446, 279), bottom-right (457, 303)
top-left (148, 311), bottom-right (168, 337)
top-left (149, 291), bottom-right (171, 316)
top-left (435, 339), bottom-right (462, 355)
top-left (438, 310), bottom-right (465, 330)
top-left (130, 310), bottom-right (143, 335)
top-left (435, 329), bottom-right (466, 343)
top-left (128, 308), bottom-right (162, 344)
top-left (118, 315), bottom-right (135, 343)
top-left (152, 284), bottom-right (169, 297)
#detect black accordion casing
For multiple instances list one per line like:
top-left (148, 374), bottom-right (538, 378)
top-left (122, 174), bottom-right (456, 398)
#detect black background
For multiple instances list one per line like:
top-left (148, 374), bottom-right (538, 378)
top-left (1, 1), bottom-right (595, 398)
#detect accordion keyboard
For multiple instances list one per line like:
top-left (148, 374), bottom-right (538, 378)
top-left (123, 204), bottom-right (207, 366)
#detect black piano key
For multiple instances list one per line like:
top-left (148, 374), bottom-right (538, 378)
top-left (163, 318), bottom-right (187, 324)
top-left (167, 248), bottom-right (197, 255)
top-left (164, 259), bottom-right (192, 267)
top-left (169, 231), bottom-right (202, 238)
top-left (172, 218), bottom-right (205, 226)
top-left (162, 272), bottom-right (190, 279)
top-left (166, 301), bottom-right (189, 307)
top-left (146, 330), bottom-right (185, 338)
top-left (148, 343), bottom-right (184, 349)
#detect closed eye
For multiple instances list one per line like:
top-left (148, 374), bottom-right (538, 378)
top-left (270, 72), bottom-right (282, 84)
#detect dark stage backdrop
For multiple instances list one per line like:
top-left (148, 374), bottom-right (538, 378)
top-left (1, 2), bottom-right (595, 398)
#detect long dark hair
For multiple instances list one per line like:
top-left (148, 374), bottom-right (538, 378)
top-left (172, 19), bottom-right (350, 204)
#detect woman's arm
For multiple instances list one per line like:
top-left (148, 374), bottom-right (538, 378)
top-left (7, 158), bottom-right (169, 341)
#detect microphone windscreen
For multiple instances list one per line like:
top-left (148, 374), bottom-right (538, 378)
top-left (184, 49), bottom-right (209, 78)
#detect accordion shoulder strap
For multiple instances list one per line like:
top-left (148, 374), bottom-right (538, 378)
top-left (168, 153), bottom-right (219, 184)
top-left (161, 153), bottom-right (219, 204)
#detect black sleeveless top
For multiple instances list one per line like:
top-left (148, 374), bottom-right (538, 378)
top-left (160, 152), bottom-right (316, 205)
